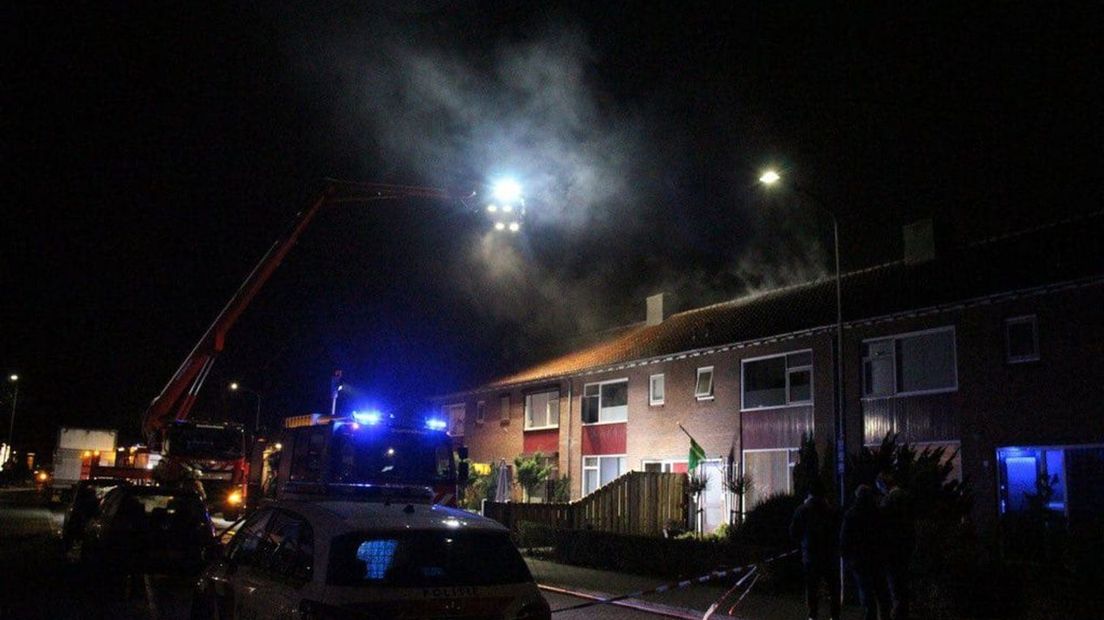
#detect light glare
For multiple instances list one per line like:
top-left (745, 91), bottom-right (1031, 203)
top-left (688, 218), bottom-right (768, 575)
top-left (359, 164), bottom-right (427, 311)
top-left (759, 170), bottom-right (781, 185)
top-left (491, 178), bottom-right (522, 203)
top-left (508, 222), bottom-right (520, 232)
top-left (494, 222), bottom-right (505, 231)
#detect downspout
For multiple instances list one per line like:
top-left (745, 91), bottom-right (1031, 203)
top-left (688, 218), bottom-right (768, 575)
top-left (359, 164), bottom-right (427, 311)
top-left (566, 380), bottom-right (573, 496)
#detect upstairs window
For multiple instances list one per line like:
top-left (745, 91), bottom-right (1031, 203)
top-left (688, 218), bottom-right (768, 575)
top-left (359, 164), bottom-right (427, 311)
top-left (524, 390), bottom-right (560, 430)
top-left (499, 395), bottom-right (510, 423)
top-left (695, 367), bottom-right (714, 400)
top-left (649, 374), bottom-right (665, 406)
top-left (1005, 316), bottom-right (1039, 363)
top-left (445, 403), bottom-right (465, 437)
top-left (863, 327), bottom-right (957, 397)
top-left (582, 380), bottom-right (628, 424)
top-left (475, 401), bottom-right (486, 425)
top-left (742, 351), bottom-right (813, 410)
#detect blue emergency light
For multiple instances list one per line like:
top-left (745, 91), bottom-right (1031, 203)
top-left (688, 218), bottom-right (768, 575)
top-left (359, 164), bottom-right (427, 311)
top-left (352, 411), bottom-right (383, 425)
top-left (425, 418), bottom-right (447, 431)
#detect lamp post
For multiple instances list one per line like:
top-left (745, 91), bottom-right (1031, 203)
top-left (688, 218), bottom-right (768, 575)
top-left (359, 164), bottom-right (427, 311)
top-left (229, 382), bottom-right (262, 434)
top-left (759, 170), bottom-right (847, 511)
top-left (6, 375), bottom-right (18, 463)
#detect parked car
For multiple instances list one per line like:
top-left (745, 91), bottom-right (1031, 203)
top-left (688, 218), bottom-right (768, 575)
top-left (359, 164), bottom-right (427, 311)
top-left (60, 477), bottom-right (131, 550)
top-left (80, 485), bottom-right (216, 574)
top-left (192, 499), bottom-right (550, 619)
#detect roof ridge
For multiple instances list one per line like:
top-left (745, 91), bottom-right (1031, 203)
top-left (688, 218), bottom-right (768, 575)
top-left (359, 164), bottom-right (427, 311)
top-left (962, 208), bottom-right (1104, 250)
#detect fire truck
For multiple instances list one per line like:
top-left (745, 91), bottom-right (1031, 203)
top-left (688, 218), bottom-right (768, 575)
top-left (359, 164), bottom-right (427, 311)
top-left (138, 181), bottom-right (471, 516)
top-left (249, 412), bottom-right (469, 509)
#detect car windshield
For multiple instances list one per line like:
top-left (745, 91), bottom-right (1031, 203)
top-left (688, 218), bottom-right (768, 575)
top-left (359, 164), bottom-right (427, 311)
top-left (328, 530), bottom-right (531, 587)
top-left (113, 491), bottom-right (208, 529)
top-left (328, 428), bottom-right (452, 485)
top-left (166, 424), bottom-right (243, 459)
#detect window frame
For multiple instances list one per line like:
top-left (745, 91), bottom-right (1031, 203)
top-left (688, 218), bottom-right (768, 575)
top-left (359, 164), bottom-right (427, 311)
top-left (581, 378), bottom-right (629, 426)
top-left (475, 401), bottom-right (486, 425)
top-left (445, 403), bottom-right (465, 437)
top-left (1005, 315), bottom-right (1040, 364)
top-left (499, 394), bottom-right (510, 423)
top-left (641, 458), bottom-right (688, 473)
top-left (861, 326), bottom-right (958, 398)
top-left (649, 373), bottom-right (665, 406)
top-left (581, 454), bottom-right (628, 495)
top-left (740, 349), bottom-right (814, 411)
top-left (695, 366), bottom-right (715, 401)
top-left (524, 389), bottom-right (560, 431)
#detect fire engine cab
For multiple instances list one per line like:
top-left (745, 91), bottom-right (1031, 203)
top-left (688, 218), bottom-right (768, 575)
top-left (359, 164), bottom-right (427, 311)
top-left (253, 412), bottom-right (469, 509)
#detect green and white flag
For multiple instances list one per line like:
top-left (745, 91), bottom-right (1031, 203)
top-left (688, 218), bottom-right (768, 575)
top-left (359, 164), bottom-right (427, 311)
top-left (688, 434), bottom-right (706, 471)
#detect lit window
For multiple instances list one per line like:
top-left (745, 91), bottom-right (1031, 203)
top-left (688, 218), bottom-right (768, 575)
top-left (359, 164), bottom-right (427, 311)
top-left (524, 390), bottom-right (560, 430)
top-left (862, 327), bottom-right (957, 397)
top-left (742, 351), bottom-right (812, 410)
top-left (695, 367), bottom-right (714, 400)
top-left (649, 374), bottom-right (665, 406)
top-left (445, 404), bottom-right (465, 437)
top-left (582, 455), bottom-right (626, 495)
top-left (1005, 316), bottom-right (1039, 363)
top-left (581, 380), bottom-right (628, 424)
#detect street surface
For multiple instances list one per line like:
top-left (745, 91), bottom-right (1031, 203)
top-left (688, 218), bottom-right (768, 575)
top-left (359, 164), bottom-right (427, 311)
top-left (0, 490), bottom-right (661, 619)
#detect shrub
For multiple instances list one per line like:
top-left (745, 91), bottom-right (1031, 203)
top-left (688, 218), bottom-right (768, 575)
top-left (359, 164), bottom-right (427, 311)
top-left (548, 527), bottom-right (768, 578)
top-left (517, 521), bottom-right (558, 548)
top-left (514, 453), bottom-right (553, 503)
top-left (460, 470), bottom-right (496, 510)
top-left (551, 475), bottom-right (571, 503)
top-left (735, 492), bottom-right (802, 549)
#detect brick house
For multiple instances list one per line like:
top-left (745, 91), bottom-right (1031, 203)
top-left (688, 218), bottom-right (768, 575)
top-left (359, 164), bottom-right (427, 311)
top-left (433, 214), bottom-right (1103, 533)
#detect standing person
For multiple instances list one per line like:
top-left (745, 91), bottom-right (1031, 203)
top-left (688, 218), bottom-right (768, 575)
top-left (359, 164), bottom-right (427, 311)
top-left (790, 479), bottom-right (841, 620)
top-left (878, 472), bottom-right (914, 620)
top-left (842, 485), bottom-right (892, 620)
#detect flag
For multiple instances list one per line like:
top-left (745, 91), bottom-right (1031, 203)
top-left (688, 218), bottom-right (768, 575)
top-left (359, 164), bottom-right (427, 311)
top-left (689, 436), bottom-right (706, 471)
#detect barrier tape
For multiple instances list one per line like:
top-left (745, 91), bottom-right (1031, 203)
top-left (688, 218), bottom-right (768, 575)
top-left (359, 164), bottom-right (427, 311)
top-left (701, 566), bottom-right (758, 620)
top-left (549, 549), bottom-right (797, 614)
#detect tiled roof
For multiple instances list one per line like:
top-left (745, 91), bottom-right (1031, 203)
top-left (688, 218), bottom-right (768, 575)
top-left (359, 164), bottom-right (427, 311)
top-left (477, 212), bottom-right (1104, 391)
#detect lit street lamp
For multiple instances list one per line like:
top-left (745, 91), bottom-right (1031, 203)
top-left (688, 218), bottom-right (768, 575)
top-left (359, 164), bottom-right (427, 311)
top-left (229, 382), bottom-right (262, 433)
top-left (758, 169), bottom-right (847, 510)
top-left (6, 374), bottom-right (18, 463)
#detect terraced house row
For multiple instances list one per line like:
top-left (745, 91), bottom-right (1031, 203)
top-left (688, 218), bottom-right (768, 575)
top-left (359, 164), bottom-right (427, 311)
top-left (433, 214), bottom-right (1104, 534)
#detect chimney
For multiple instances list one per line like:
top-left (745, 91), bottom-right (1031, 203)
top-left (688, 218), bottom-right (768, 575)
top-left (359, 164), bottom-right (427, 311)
top-left (646, 293), bottom-right (670, 326)
top-left (903, 219), bottom-right (936, 265)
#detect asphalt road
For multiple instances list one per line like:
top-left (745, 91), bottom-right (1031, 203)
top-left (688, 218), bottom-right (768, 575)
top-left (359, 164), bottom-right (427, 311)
top-left (0, 490), bottom-right (661, 620)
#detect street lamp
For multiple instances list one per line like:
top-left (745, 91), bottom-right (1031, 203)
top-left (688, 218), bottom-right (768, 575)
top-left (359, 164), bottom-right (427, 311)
top-left (6, 375), bottom-right (18, 463)
top-left (229, 382), bottom-right (262, 434)
top-left (758, 169), bottom-right (847, 510)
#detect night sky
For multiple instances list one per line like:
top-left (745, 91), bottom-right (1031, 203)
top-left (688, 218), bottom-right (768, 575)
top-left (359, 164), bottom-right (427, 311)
top-left (4, 3), bottom-right (1100, 456)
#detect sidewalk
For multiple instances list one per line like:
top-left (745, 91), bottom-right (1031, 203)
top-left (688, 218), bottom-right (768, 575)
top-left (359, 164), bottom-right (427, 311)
top-left (526, 556), bottom-right (865, 620)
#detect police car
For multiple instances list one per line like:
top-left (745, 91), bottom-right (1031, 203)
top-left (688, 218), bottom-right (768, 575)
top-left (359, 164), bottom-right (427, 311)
top-left (191, 497), bottom-right (550, 619)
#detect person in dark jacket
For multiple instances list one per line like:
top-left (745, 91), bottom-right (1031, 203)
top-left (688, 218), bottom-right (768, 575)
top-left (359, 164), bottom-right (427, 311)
top-left (790, 480), bottom-right (841, 620)
top-left (842, 485), bottom-right (892, 620)
top-left (878, 472), bottom-right (915, 620)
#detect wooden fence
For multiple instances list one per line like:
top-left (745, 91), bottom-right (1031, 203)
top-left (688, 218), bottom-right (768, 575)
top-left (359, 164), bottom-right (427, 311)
top-left (482, 471), bottom-right (687, 537)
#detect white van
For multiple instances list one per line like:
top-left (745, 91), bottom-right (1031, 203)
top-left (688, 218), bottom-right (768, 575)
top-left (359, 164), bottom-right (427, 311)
top-left (191, 499), bottom-right (550, 619)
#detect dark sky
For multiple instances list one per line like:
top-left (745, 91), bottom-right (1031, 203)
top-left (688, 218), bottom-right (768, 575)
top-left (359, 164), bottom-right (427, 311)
top-left (4, 2), bottom-right (1100, 455)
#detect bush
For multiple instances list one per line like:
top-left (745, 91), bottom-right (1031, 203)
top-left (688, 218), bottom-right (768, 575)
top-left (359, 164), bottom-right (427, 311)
top-left (548, 528), bottom-right (770, 579)
top-left (460, 471), bottom-right (496, 510)
top-left (517, 521), bottom-right (558, 548)
top-left (912, 519), bottom-right (1024, 618)
top-left (735, 493), bottom-right (802, 549)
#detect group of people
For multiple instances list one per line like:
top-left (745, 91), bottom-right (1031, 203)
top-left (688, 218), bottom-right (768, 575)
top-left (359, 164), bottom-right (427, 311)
top-left (789, 474), bottom-right (914, 620)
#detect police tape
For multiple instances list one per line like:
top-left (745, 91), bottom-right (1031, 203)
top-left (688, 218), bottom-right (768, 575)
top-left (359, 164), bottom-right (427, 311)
top-left (701, 565), bottom-right (758, 620)
top-left (549, 549), bottom-right (798, 614)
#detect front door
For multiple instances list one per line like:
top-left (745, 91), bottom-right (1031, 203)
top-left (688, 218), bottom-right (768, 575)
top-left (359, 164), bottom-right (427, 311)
top-left (698, 459), bottom-right (727, 534)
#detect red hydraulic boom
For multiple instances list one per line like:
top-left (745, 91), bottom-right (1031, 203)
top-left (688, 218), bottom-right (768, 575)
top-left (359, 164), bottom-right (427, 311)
top-left (141, 180), bottom-right (466, 444)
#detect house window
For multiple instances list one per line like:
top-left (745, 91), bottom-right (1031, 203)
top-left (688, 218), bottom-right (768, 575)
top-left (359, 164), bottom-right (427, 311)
top-left (642, 459), bottom-right (688, 473)
top-left (741, 350), bottom-right (813, 410)
top-left (445, 403), bottom-right (465, 437)
top-left (499, 395), bottom-right (510, 423)
top-left (862, 327), bottom-right (957, 397)
top-left (582, 455), bottom-right (626, 495)
top-left (524, 390), bottom-right (560, 430)
top-left (475, 401), bottom-right (486, 425)
top-left (1006, 316), bottom-right (1039, 363)
top-left (742, 449), bottom-right (798, 509)
top-left (649, 374), bottom-right (665, 406)
top-left (695, 367), bottom-right (714, 400)
top-left (581, 379), bottom-right (628, 424)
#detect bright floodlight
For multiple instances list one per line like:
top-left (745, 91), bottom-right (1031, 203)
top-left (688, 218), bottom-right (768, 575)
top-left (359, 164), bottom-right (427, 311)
top-left (486, 204), bottom-right (498, 213)
top-left (759, 169), bottom-right (781, 185)
top-left (494, 222), bottom-right (506, 231)
top-left (8, 374), bottom-right (17, 382)
top-left (229, 382), bottom-right (239, 391)
top-left (508, 222), bottom-right (520, 232)
top-left (492, 178), bottom-right (522, 203)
